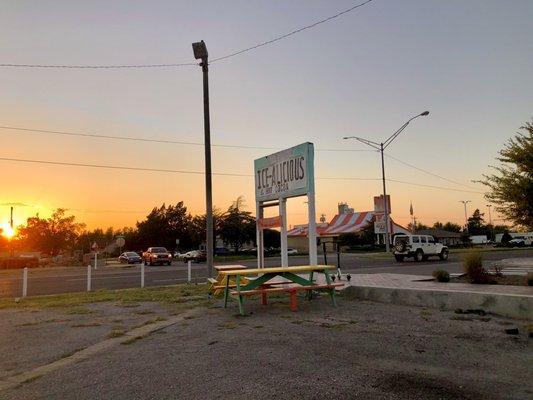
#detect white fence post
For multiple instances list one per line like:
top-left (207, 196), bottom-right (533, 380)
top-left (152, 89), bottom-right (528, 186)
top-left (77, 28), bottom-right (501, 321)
top-left (87, 265), bottom-right (92, 292)
top-left (141, 263), bottom-right (145, 288)
top-left (187, 260), bottom-right (192, 283)
top-left (94, 252), bottom-right (98, 270)
top-left (22, 267), bottom-right (28, 298)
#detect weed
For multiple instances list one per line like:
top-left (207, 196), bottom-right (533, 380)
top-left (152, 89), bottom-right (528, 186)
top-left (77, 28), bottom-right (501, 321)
top-left (432, 269), bottom-right (450, 282)
top-left (133, 310), bottom-right (155, 315)
top-left (464, 253), bottom-right (491, 284)
top-left (70, 322), bottom-right (102, 328)
top-left (121, 335), bottom-right (147, 345)
top-left (107, 329), bottom-right (126, 338)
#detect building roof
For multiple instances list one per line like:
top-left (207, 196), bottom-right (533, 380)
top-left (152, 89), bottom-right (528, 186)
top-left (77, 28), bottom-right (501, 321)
top-left (287, 211), bottom-right (410, 237)
top-left (415, 229), bottom-right (462, 238)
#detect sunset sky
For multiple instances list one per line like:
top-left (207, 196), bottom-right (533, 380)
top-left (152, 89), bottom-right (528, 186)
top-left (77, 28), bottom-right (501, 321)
top-left (1, 0), bottom-right (532, 231)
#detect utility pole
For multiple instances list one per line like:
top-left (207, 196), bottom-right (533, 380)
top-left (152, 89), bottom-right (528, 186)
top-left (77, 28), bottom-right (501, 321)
top-left (486, 204), bottom-right (492, 225)
top-left (9, 206), bottom-right (14, 257)
top-left (486, 204), bottom-right (493, 241)
top-left (192, 40), bottom-right (213, 277)
top-left (379, 142), bottom-right (391, 252)
top-left (459, 200), bottom-right (471, 232)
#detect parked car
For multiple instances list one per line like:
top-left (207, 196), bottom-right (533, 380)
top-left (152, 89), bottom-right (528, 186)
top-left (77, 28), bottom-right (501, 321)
top-left (508, 238), bottom-right (526, 247)
top-left (142, 247), bottom-right (172, 266)
top-left (174, 251), bottom-right (183, 259)
top-left (393, 235), bottom-right (448, 262)
top-left (214, 247), bottom-right (230, 256)
top-left (118, 251), bottom-right (142, 264)
top-left (287, 248), bottom-right (298, 255)
top-left (182, 250), bottom-right (207, 263)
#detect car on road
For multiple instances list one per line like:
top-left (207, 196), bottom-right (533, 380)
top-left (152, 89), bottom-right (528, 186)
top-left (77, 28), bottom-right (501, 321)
top-left (142, 247), bottom-right (172, 266)
top-left (118, 252), bottom-right (142, 264)
top-left (287, 248), bottom-right (298, 255)
top-left (393, 234), bottom-right (448, 262)
top-left (182, 250), bottom-right (207, 263)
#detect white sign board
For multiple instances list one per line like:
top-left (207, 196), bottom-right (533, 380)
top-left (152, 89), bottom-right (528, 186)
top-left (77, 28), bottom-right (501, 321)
top-left (374, 221), bottom-right (386, 234)
top-left (254, 142), bottom-right (314, 202)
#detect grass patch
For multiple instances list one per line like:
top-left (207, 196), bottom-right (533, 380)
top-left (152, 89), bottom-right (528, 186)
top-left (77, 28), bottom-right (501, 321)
top-left (107, 329), bottom-right (126, 338)
top-left (60, 346), bottom-right (87, 359)
top-left (17, 374), bottom-right (43, 387)
top-left (0, 284), bottom-right (209, 310)
top-left (17, 321), bottom-right (40, 327)
top-left (133, 310), bottom-right (156, 315)
top-left (70, 322), bottom-right (102, 328)
top-left (121, 334), bottom-right (147, 345)
top-left (65, 307), bottom-right (94, 315)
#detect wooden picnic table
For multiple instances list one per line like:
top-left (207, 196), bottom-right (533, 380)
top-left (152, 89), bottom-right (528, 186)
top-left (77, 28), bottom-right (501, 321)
top-left (218, 265), bottom-right (342, 315)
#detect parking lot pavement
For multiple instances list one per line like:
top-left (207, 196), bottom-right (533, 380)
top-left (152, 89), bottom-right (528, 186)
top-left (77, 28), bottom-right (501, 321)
top-left (2, 297), bottom-right (531, 400)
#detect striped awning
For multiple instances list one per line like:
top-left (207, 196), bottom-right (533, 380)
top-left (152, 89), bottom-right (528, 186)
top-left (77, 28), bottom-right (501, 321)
top-left (286, 223), bottom-right (329, 237)
top-left (323, 211), bottom-right (373, 235)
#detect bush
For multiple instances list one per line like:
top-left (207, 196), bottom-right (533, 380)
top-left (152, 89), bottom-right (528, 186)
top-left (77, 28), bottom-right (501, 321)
top-left (432, 269), bottom-right (450, 282)
top-left (464, 253), bottom-right (489, 284)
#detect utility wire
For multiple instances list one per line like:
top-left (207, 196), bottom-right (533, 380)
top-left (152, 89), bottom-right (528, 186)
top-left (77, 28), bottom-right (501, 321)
top-left (0, 125), bottom-right (372, 152)
top-left (0, 156), bottom-right (485, 194)
top-left (0, 0), bottom-right (374, 69)
top-left (384, 153), bottom-right (480, 190)
top-left (210, 0), bottom-right (374, 63)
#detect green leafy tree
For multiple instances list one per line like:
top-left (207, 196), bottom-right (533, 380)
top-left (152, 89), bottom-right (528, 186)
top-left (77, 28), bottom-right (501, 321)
top-left (480, 122), bottom-right (533, 229)
top-left (219, 197), bottom-right (255, 252)
top-left (17, 209), bottom-right (85, 255)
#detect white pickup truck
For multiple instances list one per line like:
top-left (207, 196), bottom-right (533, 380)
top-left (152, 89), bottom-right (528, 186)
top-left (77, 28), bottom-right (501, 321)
top-left (393, 234), bottom-right (449, 262)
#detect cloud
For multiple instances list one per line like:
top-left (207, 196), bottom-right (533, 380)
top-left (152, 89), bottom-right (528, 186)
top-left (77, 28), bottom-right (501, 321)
top-left (1, 202), bottom-right (31, 207)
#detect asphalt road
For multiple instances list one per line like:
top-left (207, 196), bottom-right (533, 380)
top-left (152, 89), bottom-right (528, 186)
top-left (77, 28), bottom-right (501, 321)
top-left (0, 249), bottom-right (531, 298)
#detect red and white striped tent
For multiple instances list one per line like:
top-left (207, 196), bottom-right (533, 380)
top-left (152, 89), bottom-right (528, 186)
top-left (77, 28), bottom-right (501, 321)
top-left (287, 211), bottom-right (410, 237)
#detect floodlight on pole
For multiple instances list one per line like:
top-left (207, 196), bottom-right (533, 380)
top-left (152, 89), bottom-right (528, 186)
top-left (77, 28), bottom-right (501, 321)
top-left (343, 111), bottom-right (430, 252)
top-left (192, 40), bottom-right (214, 277)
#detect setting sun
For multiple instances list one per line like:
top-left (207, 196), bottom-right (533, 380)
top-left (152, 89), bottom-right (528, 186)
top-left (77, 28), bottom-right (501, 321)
top-left (1, 223), bottom-right (14, 239)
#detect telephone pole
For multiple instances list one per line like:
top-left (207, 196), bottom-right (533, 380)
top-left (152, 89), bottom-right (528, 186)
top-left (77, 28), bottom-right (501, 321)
top-left (192, 40), bottom-right (213, 277)
top-left (459, 200), bottom-right (471, 231)
top-left (9, 207), bottom-right (14, 257)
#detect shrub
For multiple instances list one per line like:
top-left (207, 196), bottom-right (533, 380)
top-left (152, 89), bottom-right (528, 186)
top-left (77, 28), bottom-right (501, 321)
top-left (464, 253), bottom-right (489, 284)
top-left (432, 269), bottom-right (450, 282)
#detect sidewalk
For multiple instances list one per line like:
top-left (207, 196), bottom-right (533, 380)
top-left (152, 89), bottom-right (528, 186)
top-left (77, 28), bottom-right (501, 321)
top-left (335, 273), bottom-right (532, 320)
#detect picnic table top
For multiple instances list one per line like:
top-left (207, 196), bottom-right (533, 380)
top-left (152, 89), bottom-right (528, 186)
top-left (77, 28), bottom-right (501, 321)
top-left (214, 265), bottom-right (248, 271)
top-left (218, 265), bottom-right (336, 276)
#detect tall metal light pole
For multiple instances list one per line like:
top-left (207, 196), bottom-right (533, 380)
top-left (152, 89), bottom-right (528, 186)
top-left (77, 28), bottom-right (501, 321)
top-left (459, 200), bottom-right (471, 231)
top-left (486, 203), bottom-right (493, 241)
top-left (192, 40), bottom-right (213, 277)
top-left (343, 111), bottom-right (429, 252)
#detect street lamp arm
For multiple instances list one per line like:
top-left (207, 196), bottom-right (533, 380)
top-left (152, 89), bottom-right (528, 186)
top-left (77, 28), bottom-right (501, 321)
top-left (343, 136), bottom-right (380, 150)
top-left (382, 111), bottom-right (429, 149)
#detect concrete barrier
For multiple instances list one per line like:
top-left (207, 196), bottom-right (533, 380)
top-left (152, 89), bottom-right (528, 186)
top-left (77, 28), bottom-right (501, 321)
top-left (343, 285), bottom-right (533, 320)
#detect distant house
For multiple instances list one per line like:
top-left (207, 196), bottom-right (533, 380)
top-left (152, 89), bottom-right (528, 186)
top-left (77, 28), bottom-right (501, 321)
top-left (415, 229), bottom-right (462, 246)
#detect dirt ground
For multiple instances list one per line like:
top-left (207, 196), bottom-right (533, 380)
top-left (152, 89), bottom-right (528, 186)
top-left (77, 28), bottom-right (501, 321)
top-left (2, 292), bottom-right (532, 400)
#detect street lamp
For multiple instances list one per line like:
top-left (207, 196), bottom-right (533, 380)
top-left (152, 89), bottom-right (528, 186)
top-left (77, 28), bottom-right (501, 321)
top-left (343, 111), bottom-right (430, 252)
top-left (459, 200), bottom-right (471, 231)
top-left (192, 40), bottom-right (214, 277)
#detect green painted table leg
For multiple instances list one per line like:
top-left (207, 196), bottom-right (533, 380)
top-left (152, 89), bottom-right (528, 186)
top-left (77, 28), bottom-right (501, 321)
top-left (323, 269), bottom-right (337, 307)
top-left (306, 271), bottom-right (315, 300)
top-left (236, 274), bottom-right (245, 316)
top-left (224, 275), bottom-right (230, 308)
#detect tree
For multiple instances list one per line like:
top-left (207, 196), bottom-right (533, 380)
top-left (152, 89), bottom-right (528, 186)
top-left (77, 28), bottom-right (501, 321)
top-left (218, 197), bottom-right (255, 252)
top-left (480, 122), bottom-right (533, 229)
top-left (0, 228), bottom-right (8, 252)
top-left (263, 229), bottom-right (280, 249)
top-left (17, 209), bottom-right (85, 255)
top-left (136, 202), bottom-right (194, 251)
top-left (467, 209), bottom-right (487, 235)
top-left (442, 222), bottom-right (462, 233)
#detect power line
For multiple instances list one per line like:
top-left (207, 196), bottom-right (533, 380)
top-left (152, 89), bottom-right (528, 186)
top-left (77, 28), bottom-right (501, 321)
top-left (210, 0), bottom-right (374, 63)
top-left (0, 125), bottom-right (372, 152)
top-left (385, 153), bottom-right (480, 190)
top-left (387, 179), bottom-right (484, 195)
top-left (0, 155), bottom-right (486, 195)
top-left (0, 1), bottom-right (374, 69)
